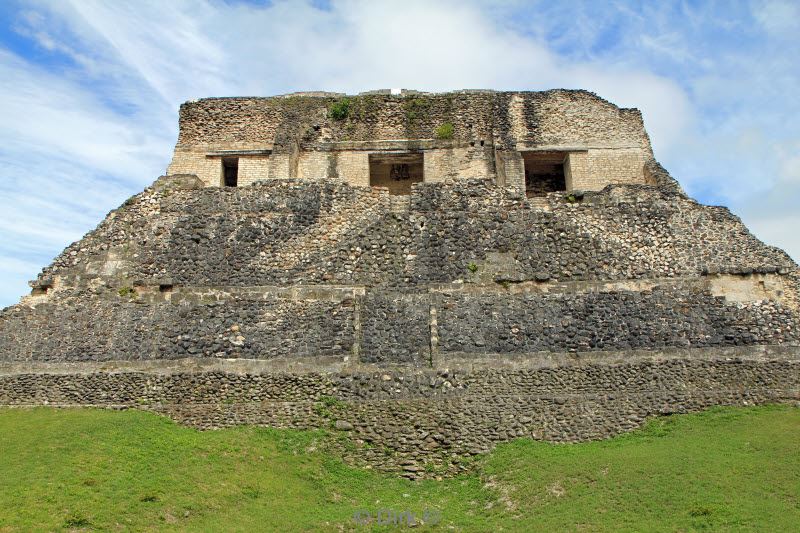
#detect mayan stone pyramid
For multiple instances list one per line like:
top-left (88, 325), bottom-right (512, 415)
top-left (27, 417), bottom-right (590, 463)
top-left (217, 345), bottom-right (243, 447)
top-left (2, 89), bottom-right (798, 476)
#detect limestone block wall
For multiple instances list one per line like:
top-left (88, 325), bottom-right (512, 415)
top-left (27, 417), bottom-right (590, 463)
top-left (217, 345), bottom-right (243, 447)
top-left (166, 90), bottom-right (655, 192)
top-left (586, 148), bottom-right (648, 186)
top-left (296, 150), bottom-right (386, 186)
top-left (423, 147), bottom-right (494, 183)
top-left (297, 151), bottom-right (331, 181)
top-left (238, 155), bottom-right (271, 186)
top-left (166, 152), bottom-right (272, 187)
top-left (497, 91), bottom-right (653, 192)
top-left (517, 91), bottom-right (651, 149)
top-left (564, 151), bottom-right (587, 190)
top-left (293, 147), bottom-right (493, 186)
top-left (421, 150), bottom-right (453, 183)
top-left (166, 149), bottom-right (221, 186)
top-left (495, 150), bottom-right (524, 189)
top-left (267, 152), bottom-right (294, 181)
top-left (337, 152), bottom-right (370, 187)
top-left (564, 148), bottom-right (648, 191)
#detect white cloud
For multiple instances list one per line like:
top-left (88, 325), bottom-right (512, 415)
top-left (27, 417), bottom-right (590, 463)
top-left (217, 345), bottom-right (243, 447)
top-left (64, 0), bottom-right (228, 104)
top-left (0, 47), bottom-right (170, 176)
top-left (26, 0), bottom-right (693, 136)
top-left (774, 141), bottom-right (800, 184)
top-left (753, 0), bottom-right (800, 36)
top-left (744, 212), bottom-right (800, 266)
top-left (0, 42), bottom-right (173, 307)
top-left (737, 177), bottom-right (800, 264)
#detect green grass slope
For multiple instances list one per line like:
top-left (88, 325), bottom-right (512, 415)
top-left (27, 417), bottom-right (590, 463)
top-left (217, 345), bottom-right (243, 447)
top-left (0, 405), bottom-right (798, 532)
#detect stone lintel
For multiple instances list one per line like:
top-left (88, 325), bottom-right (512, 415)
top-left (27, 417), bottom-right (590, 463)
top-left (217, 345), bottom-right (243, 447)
top-left (205, 149), bottom-right (273, 157)
top-left (514, 143), bottom-right (639, 151)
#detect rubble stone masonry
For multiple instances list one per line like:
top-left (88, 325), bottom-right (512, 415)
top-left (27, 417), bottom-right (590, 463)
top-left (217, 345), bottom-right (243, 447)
top-left (2, 91), bottom-right (798, 477)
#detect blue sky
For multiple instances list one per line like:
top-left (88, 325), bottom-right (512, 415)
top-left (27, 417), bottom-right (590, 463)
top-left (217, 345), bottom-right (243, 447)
top-left (0, 0), bottom-right (798, 307)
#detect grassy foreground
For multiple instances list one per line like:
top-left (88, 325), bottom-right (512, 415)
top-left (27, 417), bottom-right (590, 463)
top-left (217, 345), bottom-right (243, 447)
top-left (0, 405), bottom-right (798, 532)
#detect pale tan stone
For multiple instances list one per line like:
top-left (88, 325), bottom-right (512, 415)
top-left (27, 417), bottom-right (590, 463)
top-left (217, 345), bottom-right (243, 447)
top-left (164, 90), bottom-right (654, 193)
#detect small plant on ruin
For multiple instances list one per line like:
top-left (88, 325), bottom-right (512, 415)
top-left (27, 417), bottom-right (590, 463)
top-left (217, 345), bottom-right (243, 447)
top-left (403, 97), bottom-right (431, 123)
top-left (435, 122), bottom-right (454, 140)
top-left (312, 403), bottom-right (330, 418)
top-left (467, 262), bottom-right (479, 273)
top-left (564, 194), bottom-right (577, 203)
top-left (328, 98), bottom-right (351, 121)
top-left (313, 395), bottom-right (347, 419)
top-left (118, 286), bottom-right (136, 298)
top-left (320, 395), bottom-right (346, 409)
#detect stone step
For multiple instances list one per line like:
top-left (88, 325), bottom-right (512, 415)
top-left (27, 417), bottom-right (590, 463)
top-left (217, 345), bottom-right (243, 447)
top-left (528, 196), bottom-right (551, 211)
top-left (389, 195), bottom-right (410, 214)
top-left (271, 195), bottom-right (389, 269)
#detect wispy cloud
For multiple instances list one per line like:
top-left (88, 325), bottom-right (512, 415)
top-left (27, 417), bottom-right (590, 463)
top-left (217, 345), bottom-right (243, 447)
top-left (0, 0), bottom-right (798, 306)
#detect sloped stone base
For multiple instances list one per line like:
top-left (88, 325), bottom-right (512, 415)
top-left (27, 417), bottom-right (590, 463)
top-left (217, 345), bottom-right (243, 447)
top-left (3, 346), bottom-right (797, 478)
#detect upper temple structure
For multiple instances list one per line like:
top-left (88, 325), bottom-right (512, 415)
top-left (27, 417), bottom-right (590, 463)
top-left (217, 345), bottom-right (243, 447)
top-left (1, 89), bottom-right (798, 478)
top-left (166, 89), bottom-right (659, 194)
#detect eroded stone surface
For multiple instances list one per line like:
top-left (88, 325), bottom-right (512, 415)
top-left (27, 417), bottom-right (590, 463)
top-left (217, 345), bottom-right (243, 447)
top-left (2, 91), bottom-right (799, 478)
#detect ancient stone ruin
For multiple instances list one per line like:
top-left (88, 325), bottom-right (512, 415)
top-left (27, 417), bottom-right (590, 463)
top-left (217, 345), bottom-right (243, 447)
top-left (1, 89), bottom-right (798, 477)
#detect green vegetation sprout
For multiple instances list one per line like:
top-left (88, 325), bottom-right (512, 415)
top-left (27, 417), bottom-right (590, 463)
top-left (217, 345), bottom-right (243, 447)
top-left (328, 98), bottom-right (351, 121)
top-left (118, 286), bottom-right (136, 298)
top-left (435, 123), bottom-right (454, 139)
top-left (403, 97), bottom-right (431, 122)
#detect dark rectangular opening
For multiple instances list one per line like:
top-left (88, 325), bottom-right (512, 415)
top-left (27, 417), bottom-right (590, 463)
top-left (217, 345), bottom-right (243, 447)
top-left (522, 151), bottom-right (566, 196)
top-left (369, 152), bottom-right (423, 195)
top-left (222, 157), bottom-right (238, 187)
